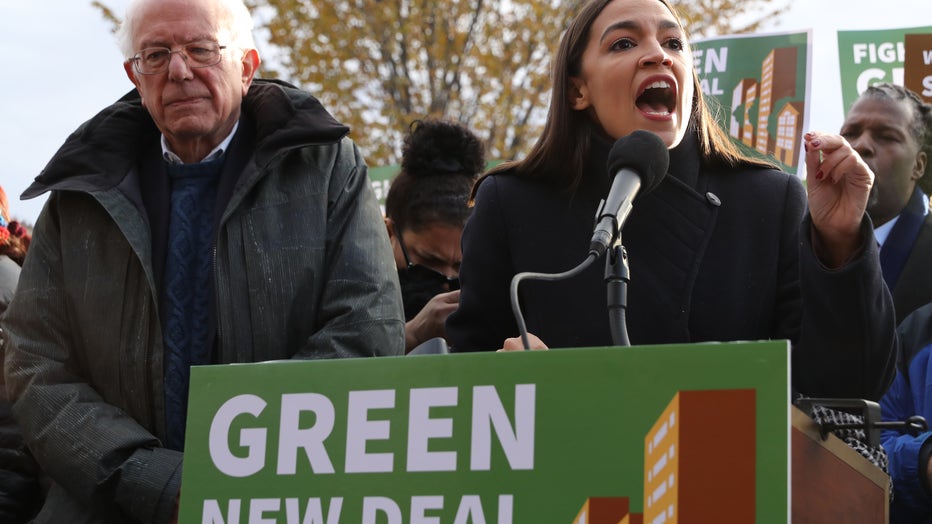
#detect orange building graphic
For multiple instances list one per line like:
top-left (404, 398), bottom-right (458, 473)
top-left (572, 497), bottom-right (643, 524)
top-left (755, 47), bottom-right (799, 157)
top-left (569, 389), bottom-right (757, 523)
top-left (730, 78), bottom-right (759, 146)
top-left (774, 101), bottom-right (805, 166)
top-left (742, 81), bottom-right (759, 148)
top-left (642, 389), bottom-right (756, 523)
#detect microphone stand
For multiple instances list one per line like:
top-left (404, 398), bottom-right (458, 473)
top-left (605, 238), bottom-right (631, 347)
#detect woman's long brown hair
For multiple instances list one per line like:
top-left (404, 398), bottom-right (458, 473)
top-left (473, 0), bottom-right (775, 200)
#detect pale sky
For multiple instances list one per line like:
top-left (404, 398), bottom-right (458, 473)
top-left (2, 0), bottom-right (932, 224)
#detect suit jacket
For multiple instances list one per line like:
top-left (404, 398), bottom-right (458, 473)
top-left (883, 187), bottom-right (932, 325)
top-left (447, 130), bottom-right (897, 401)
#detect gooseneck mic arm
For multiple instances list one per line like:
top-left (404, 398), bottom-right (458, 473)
top-left (510, 253), bottom-right (599, 350)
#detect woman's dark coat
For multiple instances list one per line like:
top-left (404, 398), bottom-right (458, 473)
top-left (447, 132), bottom-right (897, 401)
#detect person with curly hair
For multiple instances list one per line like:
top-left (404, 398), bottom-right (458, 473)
top-left (385, 119), bottom-right (485, 352)
top-left (841, 82), bottom-right (932, 325)
top-left (0, 185), bottom-right (41, 524)
top-left (854, 84), bottom-right (932, 522)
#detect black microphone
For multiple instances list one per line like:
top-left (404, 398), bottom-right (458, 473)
top-left (589, 130), bottom-right (670, 257)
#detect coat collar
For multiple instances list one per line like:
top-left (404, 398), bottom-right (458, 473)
top-left (23, 79), bottom-right (348, 199)
top-left (582, 124), bottom-right (703, 198)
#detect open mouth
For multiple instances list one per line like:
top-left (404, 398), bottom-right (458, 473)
top-left (636, 80), bottom-right (676, 116)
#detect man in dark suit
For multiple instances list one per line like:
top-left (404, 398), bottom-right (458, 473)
top-left (843, 83), bottom-right (932, 324)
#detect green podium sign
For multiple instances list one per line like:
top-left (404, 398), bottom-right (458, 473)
top-left (180, 341), bottom-right (790, 523)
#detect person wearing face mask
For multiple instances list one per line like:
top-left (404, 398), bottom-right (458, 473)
top-left (385, 119), bottom-right (485, 353)
top-left (446, 0), bottom-right (897, 402)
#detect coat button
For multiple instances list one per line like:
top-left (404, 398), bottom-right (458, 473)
top-left (706, 192), bottom-right (722, 207)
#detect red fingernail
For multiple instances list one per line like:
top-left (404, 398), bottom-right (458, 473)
top-left (811, 139), bottom-right (822, 147)
top-left (815, 170), bottom-right (824, 180)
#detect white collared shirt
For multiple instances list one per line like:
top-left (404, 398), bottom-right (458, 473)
top-left (160, 121), bottom-right (239, 165)
top-left (874, 216), bottom-right (898, 249)
top-left (873, 195), bottom-right (930, 249)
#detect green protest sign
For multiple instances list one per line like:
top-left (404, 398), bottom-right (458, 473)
top-left (692, 32), bottom-right (810, 174)
top-left (180, 341), bottom-right (789, 523)
top-left (838, 26), bottom-right (932, 115)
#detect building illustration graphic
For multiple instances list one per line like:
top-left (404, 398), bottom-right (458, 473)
top-left (730, 79), bottom-right (758, 146)
top-left (774, 102), bottom-right (806, 166)
top-left (571, 389), bottom-right (756, 524)
top-left (756, 47), bottom-right (799, 157)
top-left (723, 46), bottom-right (803, 168)
top-left (572, 497), bottom-right (642, 524)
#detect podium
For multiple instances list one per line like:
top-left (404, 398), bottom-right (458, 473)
top-left (176, 341), bottom-right (890, 523)
top-left (791, 406), bottom-right (890, 523)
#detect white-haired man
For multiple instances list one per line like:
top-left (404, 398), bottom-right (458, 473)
top-left (1, 0), bottom-right (404, 521)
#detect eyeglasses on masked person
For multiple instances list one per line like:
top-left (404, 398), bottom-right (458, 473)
top-left (396, 230), bottom-right (460, 321)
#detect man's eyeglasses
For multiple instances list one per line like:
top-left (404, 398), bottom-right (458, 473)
top-left (397, 232), bottom-right (460, 291)
top-left (130, 42), bottom-right (227, 75)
